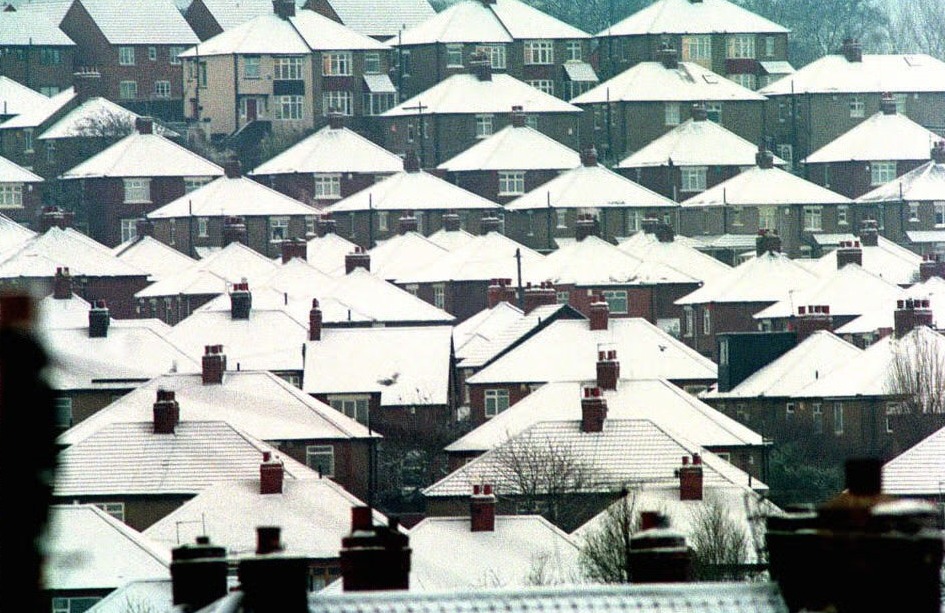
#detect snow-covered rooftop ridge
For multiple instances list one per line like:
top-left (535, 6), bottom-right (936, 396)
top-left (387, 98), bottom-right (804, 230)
top-left (320, 0), bottom-right (435, 38)
top-left (0, 76), bottom-right (53, 120)
top-left (505, 164), bottom-right (676, 210)
top-left (760, 53), bottom-right (945, 95)
top-left (76, 0), bottom-right (199, 44)
top-left (884, 424), bottom-right (945, 496)
top-left (395, 231), bottom-right (545, 284)
top-left (676, 251), bottom-right (818, 305)
top-left (135, 241), bottom-right (278, 298)
top-left (857, 160), bottom-right (945, 203)
top-left (0, 86), bottom-right (73, 130)
top-left (681, 165), bottom-right (850, 207)
top-left (326, 170), bottom-right (499, 213)
top-left (0, 226), bottom-right (147, 278)
top-left (617, 231), bottom-right (731, 283)
top-left (804, 111), bottom-right (940, 163)
top-left (0, 154), bottom-right (43, 183)
top-left (60, 131), bottom-right (223, 179)
top-left (148, 175), bottom-right (317, 218)
top-left (536, 235), bottom-right (697, 285)
top-left (438, 124), bottom-right (580, 172)
top-left (0, 10), bottom-right (74, 45)
top-left (252, 124), bottom-right (403, 175)
top-left (598, 0), bottom-right (788, 36)
top-left (38, 96), bottom-right (178, 140)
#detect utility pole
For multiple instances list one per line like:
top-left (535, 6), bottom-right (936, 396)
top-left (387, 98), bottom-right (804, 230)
top-left (515, 248), bottom-right (524, 310)
top-left (403, 101), bottom-right (428, 165)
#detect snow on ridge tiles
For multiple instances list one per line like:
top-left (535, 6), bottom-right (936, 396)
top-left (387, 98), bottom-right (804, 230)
top-left (857, 160), bottom-right (945, 203)
top-left (760, 53), bottom-right (945, 96)
top-left (617, 231), bottom-right (731, 284)
top-left (39, 97), bottom-right (179, 140)
top-left (326, 169), bottom-right (499, 213)
top-left (135, 241), bottom-right (278, 298)
top-left (396, 232), bottom-right (545, 284)
top-left (148, 175), bottom-right (317, 218)
top-left (805, 111), bottom-right (942, 164)
top-left (60, 132), bottom-right (224, 179)
top-left (537, 234), bottom-right (696, 285)
top-left (74, 0), bottom-right (199, 45)
top-left (437, 124), bottom-right (580, 172)
top-left (597, 0), bottom-right (788, 37)
top-left (681, 165), bottom-right (850, 207)
top-left (0, 226), bottom-right (147, 278)
top-left (505, 163), bottom-right (675, 210)
top-left (252, 124), bottom-right (403, 176)
top-left (675, 250), bottom-right (818, 305)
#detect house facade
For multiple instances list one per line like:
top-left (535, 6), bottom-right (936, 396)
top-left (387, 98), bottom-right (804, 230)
top-left (0, 10), bottom-right (76, 97)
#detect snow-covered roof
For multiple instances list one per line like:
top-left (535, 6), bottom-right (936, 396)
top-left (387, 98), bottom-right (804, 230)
top-left (0, 85), bottom-right (73, 130)
top-left (39, 96), bottom-right (178, 140)
top-left (43, 505), bottom-right (169, 592)
top-left (467, 317), bottom-right (717, 385)
top-left (302, 325), bottom-right (454, 406)
top-left (461, 304), bottom-right (573, 369)
top-left (392, 0), bottom-right (587, 46)
top-left (704, 331), bottom-right (862, 399)
top-left (326, 170), bottom-right (499, 213)
top-left (61, 132), bottom-right (223, 179)
top-left (759, 54), bottom-right (945, 96)
top-left (144, 476), bottom-right (383, 559)
top-left (59, 370), bottom-right (374, 447)
top-left (148, 175), bottom-right (318, 218)
top-left (681, 165), bottom-right (850, 207)
top-left (0, 76), bottom-right (52, 119)
top-left (291, 9), bottom-right (391, 50)
top-left (883, 425), bottom-right (945, 496)
top-left (383, 74), bottom-right (581, 117)
top-left (252, 124), bottom-right (402, 175)
top-left (0, 154), bottom-right (42, 183)
top-left (618, 231), bottom-right (731, 283)
top-left (396, 232), bottom-right (545, 284)
top-left (438, 124), bottom-right (580, 172)
top-left (135, 241), bottom-right (278, 298)
top-left (753, 264), bottom-right (903, 320)
top-left (536, 235), bottom-right (697, 285)
top-left (598, 0), bottom-right (788, 36)
top-left (75, 0), bottom-right (199, 44)
top-left (112, 235), bottom-right (198, 282)
top-left (804, 112), bottom-right (940, 164)
top-left (424, 418), bottom-right (761, 498)
top-left (857, 160), bottom-right (945, 203)
top-left (82, 579), bottom-right (173, 613)
top-left (38, 292), bottom-right (92, 330)
top-left (505, 163), bottom-right (676, 210)
top-left (409, 516), bottom-right (581, 590)
top-left (366, 232), bottom-right (449, 281)
top-left (454, 300), bottom-right (524, 362)
top-left (619, 118), bottom-right (786, 168)
top-left (0, 211), bottom-right (37, 252)
top-left (572, 61), bottom-right (766, 105)
top-left (323, 0), bottom-right (434, 38)
top-left (302, 232), bottom-right (359, 274)
top-left (808, 237), bottom-right (920, 285)
top-left (675, 251), bottom-right (818, 305)
top-left (0, 10), bottom-right (74, 45)
top-left (427, 226), bottom-right (477, 251)
top-left (836, 276), bottom-right (945, 335)
top-left (196, 0), bottom-right (277, 31)
top-left (8, 0), bottom-right (74, 27)
top-left (0, 226), bottom-right (148, 278)
top-left (448, 379), bottom-right (762, 455)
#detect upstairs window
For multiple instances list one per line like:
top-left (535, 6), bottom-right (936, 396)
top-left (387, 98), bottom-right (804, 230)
top-left (681, 35), bottom-right (711, 67)
top-left (364, 52), bottom-right (381, 74)
top-left (524, 40), bottom-right (554, 65)
top-left (446, 44), bottom-right (463, 68)
top-left (274, 56), bottom-right (303, 80)
top-left (323, 52), bottom-right (352, 76)
top-left (498, 171), bottom-right (525, 196)
top-left (244, 56), bottom-right (261, 79)
top-left (565, 41), bottom-right (582, 61)
top-left (680, 166), bottom-right (707, 193)
top-left (40, 47), bottom-right (61, 65)
top-left (118, 46), bottom-right (135, 65)
top-left (123, 178), bottom-right (150, 203)
top-left (477, 44), bottom-right (506, 69)
top-left (849, 95), bottom-right (865, 118)
top-left (726, 35), bottom-right (755, 59)
top-left (803, 205), bottom-right (823, 231)
top-left (0, 184), bottom-right (23, 208)
top-left (475, 114), bottom-right (494, 139)
top-left (664, 102), bottom-right (680, 126)
top-left (484, 388), bottom-right (510, 417)
top-left (314, 174), bottom-right (341, 199)
top-left (870, 161), bottom-right (896, 186)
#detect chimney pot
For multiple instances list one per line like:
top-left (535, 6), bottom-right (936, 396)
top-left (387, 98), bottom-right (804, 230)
top-left (256, 526), bottom-right (283, 554)
top-left (280, 238), bottom-right (307, 263)
top-left (341, 506), bottom-right (411, 591)
top-left (272, 0), bottom-right (295, 18)
top-left (880, 92), bottom-right (897, 115)
top-left (223, 216), bottom-right (247, 246)
top-left (690, 103), bottom-right (708, 121)
top-left (403, 149), bottom-right (421, 172)
top-left (469, 51), bottom-right (492, 81)
top-left (260, 454), bottom-right (285, 495)
top-left (171, 536), bottom-right (228, 611)
top-left (480, 214), bottom-right (501, 235)
top-left (345, 247), bottom-right (371, 274)
top-left (629, 514), bottom-right (691, 583)
top-left (510, 105), bottom-right (526, 128)
top-left (72, 69), bottom-right (103, 101)
top-left (229, 280), bottom-right (252, 319)
top-left (756, 230), bottom-right (782, 256)
top-left (581, 387), bottom-right (608, 432)
top-left (841, 38), bottom-right (863, 62)
top-left (575, 213), bottom-right (598, 241)
top-left (442, 213), bottom-right (461, 232)
top-left (755, 144), bottom-right (775, 169)
top-left (53, 267), bottom-right (72, 299)
top-left (596, 347), bottom-right (619, 390)
top-left (316, 215), bottom-right (337, 237)
top-left (859, 219), bottom-right (879, 246)
top-left (932, 141), bottom-right (945, 164)
top-left (135, 116), bottom-right (154, 135)
top-left (398, 212), bottom-right (418, 234)
top-left (658, 45), bottom-right (679, 69)
top-left (153, 388), bottom-right (180, 434)
top-left (201, 344), bottom-right (226, 384)
top-left (523, 282), bottom-right (556, 313)
top-left (580, 146), bottom-right (598, 167)
top-left (679, 455), bottom-right (704, 500)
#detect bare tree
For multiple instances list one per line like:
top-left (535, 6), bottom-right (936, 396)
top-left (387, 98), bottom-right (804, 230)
top-left (883, 329), bottom-right (945, 454)
top-left (689, 496), bottom-right (749, 576)
top-left (72, 109), bottom-right (137, 141)
top-left (577, 488), bottom-right (642, 583)
top-left (889, 0), bottom-right (945, 59)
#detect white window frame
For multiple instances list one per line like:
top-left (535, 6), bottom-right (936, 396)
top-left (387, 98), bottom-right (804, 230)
top-left (681, 35), bottom-right (712, 66)
top-left (870, 161), bottom-right (896, 186)
top-left (838, 204), bottom-right (849, 225)
top-left (330, 396), bottom-right (370, 424)
top-left (322, 52), bottom-right (352, 76)
top-left (484, 388), bottom-right (510, 418)
top-left (120, 218), bottom-right (138, 243)
top-left (118, 46), bottom-right (135, 66)
top-left (244, 55), bottom-right (261, 79)
top-left (23, 128), bottom-right (33, 154)
top-left (813, 403), bottom-right (823, 434)
top-left (703, 307), bottom-right (711, 334)
top-left (475, 114), bottom-right (494, 139)
top-left (153, 80), bottom-right (171, 98)
top-left (664, 102), bottom-right (681, 126)
top-left (363, 92), bottom-right (396, 116)
top-left (936, 202), bottom-right (945, 228)
top-left (556, 290), bottom-right (570, 304)
top-left (53, 597), bottom-right (102, 613)
top-left (684, 306), bottom-right (694, 338)
top-left (123, 178), bottom-right (151, 204)
top-left (197, 217), bottom-right (209, 237)
top-left (119, 80), bottom-right (138, 100)
top-left (729, 73), bottom-right (756, 89)
top-left (834, 401), bottom-right (844, 435)
top-left (785, 402), bottom-right (795, 419)
top-left (527, 79), bottom-right (554, 95)
top-left (765, 36), bottom-right (776, 58)
top-left (274, 56), bottom-right (304, 80)
top-left (681, 166), bottom-right (707, 193)
top-left (758, 206), bottom-right (777, 232)
top-left (306, 444), bottom-right (335, 477)
top-left (378, 211), bottom-right (389, 232)
top-left (184, 176), bottom-right (211, 193)
top-left (524, 40), bottom-right (554, 65)
top-left (726, 34), bottom-right (755, 59)
top-left (323, 91), bottom-right (352, 116)
top-left (270, 216), bottom-right (290, 242)
top-left (94, 502), bottom-right (125, 522)
top-left (446, 44), bottom-right (464, 68)
top-left (498, 171), bottom-right (525, 196)
top-left (364, 52), bottom-right (381, 74)
top-left (169, 46), bottom-right (186, 65)
top-left (314, 174), bottom-right (341, 199)
top-left (565, 41), bottom-right (582, 61)
top-left (910, 202), bottom-right (920, 222)
top-left (803, 205), bottom-right (823, 231)
top-left (477, 44), bottom-right (506, 69)
top-left (849, 95), bottom-right (865, 118)
top-left (0, 184), bottom-right (23, 208)
top-left (602, 289), bottom-right (628, 314)
top-left (556, 209), bottom-right (568, 229)
top-left (274, 95), bottom-right (304, 120)
top-left (433, 283), bottom-right (445, 309)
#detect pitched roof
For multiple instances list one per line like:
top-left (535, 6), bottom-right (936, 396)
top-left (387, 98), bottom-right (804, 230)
top-left (0, 10), bottom-right (74, 45)
top-left (112, 235), bottom-right (198, 281)
top-left (196, 0), bottom-right (278, 30)
top-left (857, 160), bottom-right (945, 203)
top-left (252, 124), bottom-right (403, 175)
top-left (883, 425), bottom-right (945, 496)
top-left (0, 153), bottom-right (43, 183)
top-left (0, 211), bottom-right (37, 252)
top-left (675, 251), bottom-right (818, 305)
top-left (366, 232), bottom-right (449, 281)
top-left (135, 241), bottom-right (278, 298)
top-left (382, 74), bottom-right (581, 116)
top-left (0, 226), bottom-right (148, 278)
top-left (681, 165), bottom-right (850, 207)
top-left (804, 111), bottom-right (940, 163)
top-left (426, 226), bottom-right (477, 251)
top-left (572, 61), bottom-right (766, 104)
top-left (148, 175), bottom-right (318, 218)
top-left (457, 304), bottom-right (576, 369)
top-left (39, 96), bottom-right (178, 140)
top-left (81, 579), bottom-right (174, 613)
top-left (598, 0), bottom-right (788, 36)
top-left (38, 292), bottom-right (92, 330)
top-left (43, 505), bottom-right (169, 591)
top-left (807, 236), bottom-right (920, 285)
top-left (74, 0), bottom-right (199, 44)
top-left (395, 232), bottom-right (545, 284)
top-left (835, 276), bottom-right (945, 335)
top-left (759, 54), bottom-right (945, 96)
top-left (466, 317), bottom-right (717, 385)
top-left (619, 117), bottom-right (786, 168)
top-left (8, 0), bottom-right (75, 27)
top-left (537, 235), bottom-right (697, 285)
top-left (326, 170), bottom-right (500, 213)
top-left (302, 325), bottom-right (454, 405)
top-left (448, 378), bottom-right (762, 455)
top-left (0, 85), bottom-right (73, 130)
top-left (0, 76), bottom-right (52, 119)
top-left (302, 233), bottom-right (359, 274)
top-left (454, 300), bottom-right (524, 363)
top-left (437, 124), bottom-right (580, 172)
top-left (60, 132), bottom-right (223, 179)
top-left (290, 9), bottom-right (391, 50)
top-left (392, 0), bottom-right (588, 45)
top-left (505, 164), bottom-right (676, 210)
top-left (617, 231), bottom-right (731, 283)
top-left (54, 420), bottom-right (312, 496)
top-left (704, 331), bottom-right (862, 399)
top-left (320, 0), bottom-right (434, 38)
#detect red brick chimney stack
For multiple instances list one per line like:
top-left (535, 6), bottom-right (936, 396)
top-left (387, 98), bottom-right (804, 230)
top-left (596, 348), bottom-right (619, 390)
top-left (272, 0), bottom-right (295, 19)
top-left (487, 278), bottom-right (516, 308)
top-left (73, 69), bottom-right (103, 101)
top-left (398, 212), bottom-right (418, 234)
top-left (659, 45), bottom-right (679, 69)
top-left (522, 281), bottom-right (556, 313)
top-left (575, 213), bottom-right (598, 241)
top-left (280, 238), bottom-right (307, 263)
top-left (880, 92), bottom-right (897, 115)
top-left (345, 246), bottom-right (371, 274)
top-left (316, 214), bottom-right (337, 237)
top-left (309, 298), bottom-right (322, 341)
top-left (920, 253), bottom-right (945, 281)
top-left (581, 386), bottom-right (608, 433)
top-left (153, 389), bottom-right (180, 434)
top-left (201, 344), bottom-right (226, 384)
top-left (641, 217), bottom-right (659, 235)
top-left (655, 222), bottom-right (675, 243)
top-left (340, 507), bottom-right (411, 592)
top-left (136, 218), bottom-right (153, 239)
top-left (793, 305), bottom-right (833, 342)
top-left (230, 280), bottom-right (252, 319)
top-left (629, 513), bottom-right (692, 583)
top-left (53, 267), bottom-right (71, 299)
top-left (678, 453), bottom-right (703, 500)
top-left (170, 536), bottom-right (228, 611)
top-left (40, 206), bottom-right (74, 232)
top-left (469, 51), bottom-right (492, 81)
top-left (755, 143), bottom-right (775, 169)
top-left (510, 105), bottom-right (526, 128)
top-left (223, 216), bottom-right (247, 246)
top-left (135, 116), bottom-right (154, 135)
top-left (470, 484), bottom-right (496, 532)
top-left (836, 240), bottom-right (862, 269)
top-left (480, 213), bottom-right (501, 235)
top-left (239, 526), bottom-right (309, 613)
top-left (442, 213), bottom-right (461, 232)
top-left (589, 294), bottom-right (609, 331)
top-left (894, 298), bottom-right (934, 338)
top-left (88, 300), bottom-right (109, 338)
top-left (260, 451), bottom-right (285, 495)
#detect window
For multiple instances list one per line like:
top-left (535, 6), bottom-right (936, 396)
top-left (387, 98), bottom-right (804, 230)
top-left (244, 56), bottom-right (260, 79)
top-left (528, 80), bottom-right (554, 95)
top-left (664, 102), bottom-right (680, 126)
top-left (803, 206), bottom-right (823, 231)
top-left (556, 209), bottom-right (568, 229)
top-left (119, 80), bottom-right (138, 100)
top-left (184, 177), bottom-right (211, 193)
top-left (936, 202), bottom-right (945, 227)
top-left (314, 174), bottom-right (341, 199)
top-left (833, 402), bottom-right (844, 435)
top-left (729, 73), bottom-right (756, 89)
top-left (24, 128), bottom-right (33, 153)
top-left (153, 80), bottom-right (171, 98)
top-left (893, 93), bottom-right (907, 114)
top-left (405, 283), bottom-right (418, 296)
top-left (705, 102), bottom-right (722, 123)
top-left (758, 206), bottom-right (777, 232)
top-left (556, 290), bottom-right (570, 304)
top-left (602, 289), bottom-right (628, 314)
top-left (306, 216), bottom-right (316, 236)
top-left (94, 502), bottom-right (125, 522)
top-left (703, 307), bottom-right (711, 334)
top-left (40, 47), bottom-right (61, 65)
top-left (684, 307), bottom-right (694, 337)
top-left (148, 46), bottom-right (157, 61)
top-left (433, 283), bottom-right (445, 309)
top-left (726, 35), bottom-right (755, 59)
top-left (54, 397), bottom-right (72, 428)
top-left (777, 144), bottom-right (793, 172)
top-left (910, 202), bottom-right (920, 222)
top-left (719, 338), bottom-right (729, 366)
top-left (275, 95), bottom-right (304, 120)
top-left (306, 445), bottom-right (335, 477)
top-left (364, 52), bottom-right (381, 74)
top-left (870, 161), bottom-right (896, 186)
top-left (681, 35), bottom-right (712, 67)
top-left (0, 184), bottom-right (23, 208)
top-left (270, 216), bottom-right (289, 241)
top-left (524, 40), bottom-right (553, 65)
top-left (399, 49), bottom-right (411, 76)
top-left (593, 105), bottom-right (606, 131)
top-left (446, 44), bottom-right (463, 67)
top-left (731, 206), bottom-right (743, 226)
top-left (169, 46), bottom-right (186, 65)
top-left (378, 211), bottom-right (388, 232)
top-left (363, 92), bottom-right (396, 116)
top-left (40, 86), bottom-right (61, 96)
top-left (169, 218), bottom-right (176, 245)
top-left (498, 171), bottom-right (525, 196)
top-left (330, 396), bottom-right (369, 424)
top-left (765, 36), bottom-right (776, 57)
top-left (484, 388), bottom-right (510, 417)
top-left (52, 597), bottom-right (102, 613)
top-left (322, 52), bottom-right (352, 76)
top-left (323, 91), bottom-right (352, 116)
top-left (813, 403), bottom-right (823, 433)
top-left (120, 218), bottom-right (137, 243)
top-left (274, 56), bottom-right (303, 80)
top-left (681, 166), bottom-right (707, 192)
top-left (475, 114), bottom-right (494, 139)
top-left (526, 211), bottom-right (535, 236)
top-left (736, 402), bottom-right (749, 422)
top-left (785, 402), bottom-right (795, 420)
top-left (190, 216), bottom-right (207, 238)
top-left (777, 102), bottom-right (791, 123)
top-left (626, 210), bottom-right (641, 234)
top-left (46, 140), bottom-right (55, 164)
top-left (123, 178), bottom-right (151, 203)
top-left (477, 44), bottom-right (506, 69)
top-left (191, 60), bottom-right (208, 87)
top-left (565, 41), bottom-right (582, 61)
top-left (119, 46), bottom-right (135, 65)
top-left (849, 95), bottom-right (865, 118)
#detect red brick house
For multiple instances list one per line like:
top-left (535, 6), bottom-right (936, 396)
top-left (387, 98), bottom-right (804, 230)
top-left (0, 153), bottom-right (43, 228)
top-left (0, 10), bottom-right (76, 96)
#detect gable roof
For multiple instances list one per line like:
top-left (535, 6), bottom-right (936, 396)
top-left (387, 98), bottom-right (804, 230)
top-left (396, 232), bottom-right (545, 284)
top-left (598, 0), bottom-right (788, 36)
top-left (326, 170), bottom-right (500, 213)
top-left (196, 0), bottom-right (278, 31)
top-left (73, 0), bottom-right (199, 45)
top-left (0, 85), bottom-right (73, 130)
top-left (0, 226), bottom-right (148, 278)
top-left (457, 304), bottom-right (578, 369)
top-left (836, 276), bottom-right (945, 335)
top-left (857, 160), bottom-right (945, 203)
top-left (454, 300), bottom-right (524, 362)
top-left (426, 226), bottom-right (477, 251)
top-left (681, 165), bottom-right (851, 207)
top-left (808, 237), bottom-right (920, 285)
top-left (38, 96), bottom-right (178, 140)
top-left (804, 111), bottom-right (940, 164)
top-left (536, 235), bottom-right (697, 285)
top-left (438, 123), bottom-right (580, 172)
top-left (467, 317), bottom-right (717, 385)
top-left (60, 132), bottom-right (223, 179)
top-left (0, 10), bottom-right (74, 45)
top-left (0, 154), bottom-right (43, 183)
top-left (617, 231), bottom-right (731, 283)
top-left (0, 211), bottom-right (37, 252)
top-left (320, 0), bottom-right (434, 38)
top-left (883, 424), bottom-right (945, 496)
top-left (252, 124), bottom-right (403, 175)
top-left (135, 241), bottom-right (278, 298)
top-left (572, 61), bottom-right (766, 105)
top-left (366, 231), bottom-right (449, 281)
top-left (112, 235), bottom-right (198, 281)
top-left (148, 175), bottom-right (318, 218)
top-left (382, 74), bottom-right (581, 116)
top-left (38, 292), bottom-right (92, 330)
top-left (0, 76), bottom-right (52, 119)
top-left (759, 54), bottom-right (945, 96)
top-left (505, 163), bottom-right (676, 210)
top-left (675, 251), bottom-right (818, 305)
